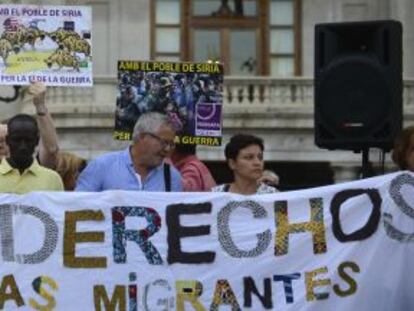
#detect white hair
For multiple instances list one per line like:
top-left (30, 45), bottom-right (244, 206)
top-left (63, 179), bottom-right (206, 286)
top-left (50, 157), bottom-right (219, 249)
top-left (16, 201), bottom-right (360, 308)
top-left (132, 112), bottom-right (174, 141)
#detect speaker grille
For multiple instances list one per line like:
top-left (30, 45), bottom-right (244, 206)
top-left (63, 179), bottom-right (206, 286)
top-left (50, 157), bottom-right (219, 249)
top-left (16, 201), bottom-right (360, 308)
top-left (314, 20), bottom-right (402, 151)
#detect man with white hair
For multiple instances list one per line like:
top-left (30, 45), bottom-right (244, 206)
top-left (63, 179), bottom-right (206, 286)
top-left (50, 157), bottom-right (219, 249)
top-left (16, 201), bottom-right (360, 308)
top-left (75, 112), bottom-right (182, 192)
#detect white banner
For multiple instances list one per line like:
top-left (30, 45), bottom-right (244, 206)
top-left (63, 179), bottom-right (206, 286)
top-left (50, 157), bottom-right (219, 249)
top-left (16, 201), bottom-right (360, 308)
top-left (0, 172), bottom-right (413, 310)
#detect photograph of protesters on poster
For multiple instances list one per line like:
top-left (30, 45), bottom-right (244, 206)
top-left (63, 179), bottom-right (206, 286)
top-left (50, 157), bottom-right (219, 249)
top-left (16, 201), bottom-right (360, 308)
top-left (114, 61), bottom-right (223, 145)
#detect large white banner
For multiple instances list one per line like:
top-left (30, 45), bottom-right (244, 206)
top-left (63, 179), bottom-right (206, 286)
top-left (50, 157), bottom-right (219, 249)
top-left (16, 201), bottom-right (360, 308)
top-left (0, 172), bottom-right (413, 310)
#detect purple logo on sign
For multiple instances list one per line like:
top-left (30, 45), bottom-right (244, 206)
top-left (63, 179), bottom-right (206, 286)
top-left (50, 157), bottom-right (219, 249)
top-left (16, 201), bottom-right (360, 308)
top-left (196, 103), bottom-right (222, 131)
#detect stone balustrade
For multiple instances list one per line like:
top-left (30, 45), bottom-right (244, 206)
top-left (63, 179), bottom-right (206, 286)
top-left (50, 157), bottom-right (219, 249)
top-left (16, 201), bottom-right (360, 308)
top-left (2, 76), bottom-right (412, 176)
top-left (224, 77), bottom-right (315, 106)
top-left (12, 76), bottom-right (411, 133)
top-left (14, 76), bottom-right (414, 112)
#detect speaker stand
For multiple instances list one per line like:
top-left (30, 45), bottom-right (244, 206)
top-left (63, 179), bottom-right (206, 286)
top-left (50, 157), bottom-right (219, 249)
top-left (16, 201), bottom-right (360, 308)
top-left (361, 148), bottom-right (373, 178)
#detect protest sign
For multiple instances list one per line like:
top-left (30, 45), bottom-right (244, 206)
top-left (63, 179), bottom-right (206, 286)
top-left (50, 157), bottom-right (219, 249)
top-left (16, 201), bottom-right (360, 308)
top-left (0, 4), bottom-right (92, 87)
top-left (114, 61), bottom-right (223, 145)
top-left (0, 172), bottom-right (413, 310)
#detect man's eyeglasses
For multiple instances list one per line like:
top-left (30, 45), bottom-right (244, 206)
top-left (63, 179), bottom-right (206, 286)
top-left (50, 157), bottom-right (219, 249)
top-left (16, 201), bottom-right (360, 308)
top-left (145, 132), bottom-right (175, 149)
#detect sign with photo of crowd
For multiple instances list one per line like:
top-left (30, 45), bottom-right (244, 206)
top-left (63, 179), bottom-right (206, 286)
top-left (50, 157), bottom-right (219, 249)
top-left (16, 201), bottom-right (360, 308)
top-left (0, 172), bottom-right (413, 310)
top-left (0, 4), bottom-right (92, 87)
top-left (115, 60), bottom-right (224, 146)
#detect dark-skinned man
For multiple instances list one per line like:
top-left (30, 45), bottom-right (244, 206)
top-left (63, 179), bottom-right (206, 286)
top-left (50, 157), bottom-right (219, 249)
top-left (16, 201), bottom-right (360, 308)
top-left (0, 114), bottom-right (64, 194)
top-left (0, 82), bottom-right (59, 169)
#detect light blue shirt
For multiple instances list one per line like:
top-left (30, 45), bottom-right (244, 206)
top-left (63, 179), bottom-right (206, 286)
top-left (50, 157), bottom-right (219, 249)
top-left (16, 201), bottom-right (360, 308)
top-left (75, 148), bottom-right (182, 192)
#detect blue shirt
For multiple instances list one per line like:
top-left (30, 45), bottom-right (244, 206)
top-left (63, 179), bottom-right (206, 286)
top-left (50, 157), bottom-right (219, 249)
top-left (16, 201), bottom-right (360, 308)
top-left (75, 148), bottom-right (182, 192)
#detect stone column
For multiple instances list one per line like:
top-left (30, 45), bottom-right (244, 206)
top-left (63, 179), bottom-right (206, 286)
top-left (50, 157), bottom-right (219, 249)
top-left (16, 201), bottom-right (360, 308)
top-left (390, 0), bottom-right (414, 78)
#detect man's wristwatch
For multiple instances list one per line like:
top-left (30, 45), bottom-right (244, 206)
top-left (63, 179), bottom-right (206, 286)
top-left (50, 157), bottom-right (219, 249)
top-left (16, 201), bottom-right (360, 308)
top-left (36, 110), bottom-right (47, 116)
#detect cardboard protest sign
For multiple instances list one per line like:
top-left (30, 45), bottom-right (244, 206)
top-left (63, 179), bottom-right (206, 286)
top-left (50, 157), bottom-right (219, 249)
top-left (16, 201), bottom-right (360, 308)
top-left (115, 61), bottom-right (223, 146)
top-left (0, 4), bottom-right (92, 86)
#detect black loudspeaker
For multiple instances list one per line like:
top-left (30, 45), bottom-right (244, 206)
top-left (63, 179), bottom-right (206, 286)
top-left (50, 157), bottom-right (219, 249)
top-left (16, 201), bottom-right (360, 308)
top-left (314, 20), bottom-right (402, 151)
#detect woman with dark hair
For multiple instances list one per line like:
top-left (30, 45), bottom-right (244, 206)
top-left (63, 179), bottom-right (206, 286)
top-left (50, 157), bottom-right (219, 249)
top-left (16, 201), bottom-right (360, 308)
top-left (392, 125), bottom-right (414, 171)
top-left (212, 134), bottom-right (278, 194)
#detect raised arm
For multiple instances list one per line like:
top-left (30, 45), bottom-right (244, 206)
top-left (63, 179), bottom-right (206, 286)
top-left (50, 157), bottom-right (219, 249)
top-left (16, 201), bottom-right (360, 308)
top-left (28, 82), bottom-right (59, 169)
